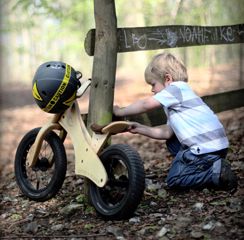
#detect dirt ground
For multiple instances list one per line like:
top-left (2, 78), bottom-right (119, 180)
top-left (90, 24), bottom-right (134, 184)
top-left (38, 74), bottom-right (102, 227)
top-left (0, 66), bottom-right (244, 239)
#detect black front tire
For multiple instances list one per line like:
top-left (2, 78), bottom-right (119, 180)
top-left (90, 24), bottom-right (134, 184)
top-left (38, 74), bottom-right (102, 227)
top-left (90, 144), bottom-right (145, 220)
top-left (14, 128), bottom-right (67, 202)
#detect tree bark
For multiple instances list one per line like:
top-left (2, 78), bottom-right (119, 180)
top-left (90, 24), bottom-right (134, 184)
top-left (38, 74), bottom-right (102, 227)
top-left (84, 0), bottom-right (117, 205)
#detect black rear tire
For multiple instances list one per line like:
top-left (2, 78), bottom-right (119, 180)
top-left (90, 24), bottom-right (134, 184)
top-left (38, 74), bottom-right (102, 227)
top-left (14, 128), bottom-right (67, 202)
top-left (90, 144), bottom-right (145, 220)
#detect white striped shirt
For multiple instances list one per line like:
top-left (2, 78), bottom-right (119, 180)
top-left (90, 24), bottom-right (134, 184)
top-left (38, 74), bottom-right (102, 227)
top-left (153, 81), bottom-right (229, 155)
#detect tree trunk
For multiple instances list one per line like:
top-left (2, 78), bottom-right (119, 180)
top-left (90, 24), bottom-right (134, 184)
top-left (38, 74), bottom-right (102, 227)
top-left (84, 0), bottom-right (117, 205)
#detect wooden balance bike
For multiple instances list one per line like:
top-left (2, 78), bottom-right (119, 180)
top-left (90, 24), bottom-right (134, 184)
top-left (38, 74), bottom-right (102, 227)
top-left (14, 79), bottom-right (145, 220)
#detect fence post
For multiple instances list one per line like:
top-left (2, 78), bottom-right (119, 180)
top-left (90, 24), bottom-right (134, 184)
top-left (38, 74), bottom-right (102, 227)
top-left (240, 43), bottom-right (243, 87)
top-left (84, 0), bottom-right (117, 204)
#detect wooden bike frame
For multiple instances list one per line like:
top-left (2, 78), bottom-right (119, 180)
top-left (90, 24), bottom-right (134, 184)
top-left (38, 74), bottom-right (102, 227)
top-left (26, 80), bottom-right (132, 188)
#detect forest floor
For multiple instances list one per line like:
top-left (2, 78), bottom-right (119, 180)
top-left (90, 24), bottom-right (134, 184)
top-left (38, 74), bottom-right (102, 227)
top-left (0, 65), bottom-right (244, 240)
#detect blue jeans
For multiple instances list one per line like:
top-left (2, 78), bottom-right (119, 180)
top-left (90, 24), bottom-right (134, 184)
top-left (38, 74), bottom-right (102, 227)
top-left (166, 135), bottom-right (228, 190)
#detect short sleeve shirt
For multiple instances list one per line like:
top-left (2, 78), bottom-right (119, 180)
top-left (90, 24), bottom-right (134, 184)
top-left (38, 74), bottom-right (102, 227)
top-left (153, 81), bottom-right (229, 155)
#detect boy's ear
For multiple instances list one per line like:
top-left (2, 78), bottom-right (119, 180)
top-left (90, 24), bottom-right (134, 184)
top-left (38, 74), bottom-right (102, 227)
top-left (165, 74), bottom-right (173, 83)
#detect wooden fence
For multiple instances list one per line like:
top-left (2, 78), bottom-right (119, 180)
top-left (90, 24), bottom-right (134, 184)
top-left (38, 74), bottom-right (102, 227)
top-left (85, 24), bottom-right (244, 55)
top-left (83, 1), bottom-right (243, 203)
top-left (82, 88), bottom-right (244, 127)
top-left (85, 23), bottom-right (244, 127)
top-left (115, 88), bottom-right (244, 127)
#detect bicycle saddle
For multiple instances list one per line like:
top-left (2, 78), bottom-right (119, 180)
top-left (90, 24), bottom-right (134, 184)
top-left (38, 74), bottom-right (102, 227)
top-left (90, 121), bottom-right (133, 134)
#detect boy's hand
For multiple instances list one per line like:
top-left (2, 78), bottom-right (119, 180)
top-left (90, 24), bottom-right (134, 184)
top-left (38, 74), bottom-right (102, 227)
top-left (113, 105), bottom-right (122, 117)
top-left (127, 122), bottom-right (142, 134)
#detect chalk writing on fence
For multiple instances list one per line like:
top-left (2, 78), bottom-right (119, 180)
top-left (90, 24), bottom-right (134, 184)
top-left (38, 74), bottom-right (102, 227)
top-left (84, 24), bottom-right (244, 56)
top-left (117, 24), bottom-right (244, 51)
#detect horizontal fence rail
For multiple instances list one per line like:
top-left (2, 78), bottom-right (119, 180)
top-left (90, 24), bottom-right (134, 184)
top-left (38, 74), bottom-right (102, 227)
top-left (82, 89), bottom-right (244, 127)
top-left (85, 23), bottom-right (244, 56)
top-left (119, 88), bottom-right (244, 127)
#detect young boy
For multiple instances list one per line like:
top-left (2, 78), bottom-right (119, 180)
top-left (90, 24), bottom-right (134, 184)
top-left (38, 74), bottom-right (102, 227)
top-left (113, 53), bottom-right (237, 192)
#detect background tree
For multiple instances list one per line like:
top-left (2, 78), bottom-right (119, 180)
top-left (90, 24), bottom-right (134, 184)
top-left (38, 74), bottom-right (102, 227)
top-left (0, 0), bottom-right (243, 86)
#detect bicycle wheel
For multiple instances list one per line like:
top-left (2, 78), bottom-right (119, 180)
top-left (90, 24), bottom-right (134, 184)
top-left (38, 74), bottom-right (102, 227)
top-left (90, 144), bottom-right (145, 220)
top-left (15, 127), bottom-right (67, 202)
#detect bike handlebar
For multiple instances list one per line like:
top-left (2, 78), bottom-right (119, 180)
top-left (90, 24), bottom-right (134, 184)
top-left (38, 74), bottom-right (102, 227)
top-left (76, 79), bottom-right (91, 98)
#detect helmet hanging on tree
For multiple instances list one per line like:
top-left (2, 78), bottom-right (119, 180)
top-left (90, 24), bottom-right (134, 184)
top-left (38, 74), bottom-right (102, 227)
top-left (32, 61), bottom-right (81, 114)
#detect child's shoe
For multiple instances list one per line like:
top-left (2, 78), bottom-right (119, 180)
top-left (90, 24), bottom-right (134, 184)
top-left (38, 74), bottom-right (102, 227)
top-left (219, 159), bottom-right (237, 193)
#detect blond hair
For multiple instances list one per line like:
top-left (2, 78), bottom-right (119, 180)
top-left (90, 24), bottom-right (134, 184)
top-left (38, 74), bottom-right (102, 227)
top-left (145, 53), bottom-right (188, 85)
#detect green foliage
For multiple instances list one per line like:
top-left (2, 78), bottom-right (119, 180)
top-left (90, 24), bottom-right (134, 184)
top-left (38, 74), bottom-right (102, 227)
top-left (12, 214), bottom-right (20, 219)
top-left (210, 200), bottom-right (229, 206)
top-left (1, 0), bottom-right (243, 83)
top-left (85, 224), bottom-right (93, 229)
top-left (159, 194), bottom-right (166, 199)
top-left (146, 226), bottom-right (158, 230)
top-left (219, 200), bottom-right (229, 205)
top-left (138, 204), bottom-right (148, 209)
top-left (204, 234), bottom-right (210, 239)
top-left (76, 195), bottom-right (84, 202)
top-left (86, 206), bottom-right (95, 211)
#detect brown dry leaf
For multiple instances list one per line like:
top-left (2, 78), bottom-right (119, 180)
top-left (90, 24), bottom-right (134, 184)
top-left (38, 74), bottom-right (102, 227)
top-left (223, 206), bottom-right (239, 213)
top-left (234, 188), bottom-right (244, 197)
top-left (191, 231), bottom-right (204, 239)
top-left (175, 222), bottom-right (188, 228)
top-left (165, 216), bottom-right (175, 223)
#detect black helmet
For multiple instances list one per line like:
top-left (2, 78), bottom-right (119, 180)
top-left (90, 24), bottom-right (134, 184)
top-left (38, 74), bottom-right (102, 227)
top-left (32, 61), bottom-right (81, 113)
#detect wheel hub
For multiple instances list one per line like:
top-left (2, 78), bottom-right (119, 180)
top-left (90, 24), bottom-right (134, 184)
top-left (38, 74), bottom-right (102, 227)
top-left (32, 157), bottom-right (50, 172)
